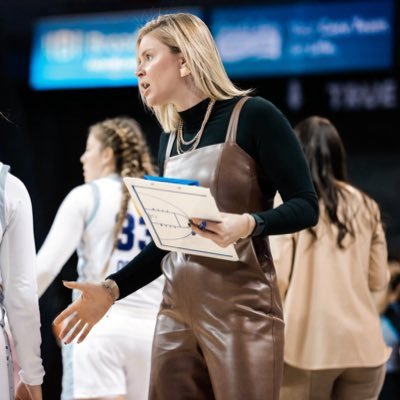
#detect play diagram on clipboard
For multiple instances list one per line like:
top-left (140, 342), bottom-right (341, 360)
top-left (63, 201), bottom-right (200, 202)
top-left (123, 176), bottom-right (238, 261)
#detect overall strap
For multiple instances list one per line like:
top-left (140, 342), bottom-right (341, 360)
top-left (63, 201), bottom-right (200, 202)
top-left (0, 164), bottom-right (10, 231)
top-left (225, 96), bottom-right (250, 143)
top-left (164, 132), bottom-right (176, 165)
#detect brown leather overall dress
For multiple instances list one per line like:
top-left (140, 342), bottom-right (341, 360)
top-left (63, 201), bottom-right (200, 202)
top-left (149, 98), bottom-right (284, 400)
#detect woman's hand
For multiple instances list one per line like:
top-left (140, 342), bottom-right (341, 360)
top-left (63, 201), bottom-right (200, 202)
top-left (53, 281), bottom-right (114, 344)
top-left (15, 382), bottom-right (42, 400)
top-left (190, 212), bottom-right (255, 247)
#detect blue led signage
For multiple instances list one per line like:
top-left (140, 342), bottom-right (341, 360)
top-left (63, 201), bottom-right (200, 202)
top-left (30, 8), bottom-right (202, 90)
top-left (211, 0), bottom-right (394, 77)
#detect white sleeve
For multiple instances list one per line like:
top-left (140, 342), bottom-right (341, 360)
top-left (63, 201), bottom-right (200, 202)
top-left (36, 186), bottom-right (89, 296)
top-left (0, 175), bottom-right (45, 384)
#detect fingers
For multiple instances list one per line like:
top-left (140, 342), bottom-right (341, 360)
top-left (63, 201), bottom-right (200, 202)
top-left (190, 223), bottom-right (218, 240)
top-left (59, 315), bottom-right (79, 342)
top-left (64, 320), bottom-right (87, 345)
top-left (191, 213), bottom-right (244, 247)
top-left (198, 220), bottom-right (207, 230)
top-left (190, 224), bottom-right (232, 247)
top-left (53, 302), bottom-right (77, 326)
top-left (77, 323), bottom-right (93, 344)
top-left (190, 219), bottom-right (220, 234)
top-left (15, 382), bottom-right (30, 400)
top-left (190, 218), bottom-right (230, 244)
top-left (62, 280), bottom-right (84, 290)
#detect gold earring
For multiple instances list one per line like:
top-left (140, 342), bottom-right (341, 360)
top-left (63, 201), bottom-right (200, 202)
top-left (180, 65), bottom-right (191, 77)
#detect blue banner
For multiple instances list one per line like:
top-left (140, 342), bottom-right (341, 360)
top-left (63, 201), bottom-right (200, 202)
top-left (30, 8), bottom-right (202, 90)
top-left (211, 0), bottom-right (394, 77)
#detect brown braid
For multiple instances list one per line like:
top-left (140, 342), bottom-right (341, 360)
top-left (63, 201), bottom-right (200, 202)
top-left (89, 117), bottom-right (156, 275)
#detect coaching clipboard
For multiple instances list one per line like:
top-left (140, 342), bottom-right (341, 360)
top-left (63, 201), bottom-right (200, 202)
top-left (123, 177), bottom-right (239, 261)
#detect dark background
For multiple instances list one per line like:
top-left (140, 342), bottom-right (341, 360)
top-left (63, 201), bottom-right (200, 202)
top-left (1, 1), bottom-right (399, 398)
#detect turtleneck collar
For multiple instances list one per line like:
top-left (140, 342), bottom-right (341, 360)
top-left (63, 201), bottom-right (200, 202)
top-left (177, 98), bottom-right (211, 130)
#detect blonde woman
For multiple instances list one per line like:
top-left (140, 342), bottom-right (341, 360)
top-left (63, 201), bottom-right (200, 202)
top-left (37, 117), bottom-right (164, 400)
top-left (54, 14), bottom-right (319, 400)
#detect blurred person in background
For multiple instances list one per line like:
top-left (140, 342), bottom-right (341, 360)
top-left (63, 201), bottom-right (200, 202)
top-left (0, 152), bottom-right (44, 399)
top-left (379, 259), bottom-right (400, 399)
top-left (271, 116), bottom-right (391, 400)
top-left (37, 116), bottom-right (164, 400)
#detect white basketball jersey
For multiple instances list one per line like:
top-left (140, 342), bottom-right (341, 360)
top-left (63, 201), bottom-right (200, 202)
top-left (37, 175), bottom-right (164, 310)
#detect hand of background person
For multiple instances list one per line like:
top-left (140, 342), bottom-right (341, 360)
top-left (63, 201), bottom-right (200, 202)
top-left (15, 382), bottom-right (42, 400)
top-left (52, 319), bottom-right (64, 347)
top-left (53, 281), bottom-right (114, 344)
top-left (190, 212), bottom-right (255, 247)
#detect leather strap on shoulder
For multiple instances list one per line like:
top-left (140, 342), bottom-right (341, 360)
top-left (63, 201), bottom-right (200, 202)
top-left (225, 96), bottom-right (250, 143)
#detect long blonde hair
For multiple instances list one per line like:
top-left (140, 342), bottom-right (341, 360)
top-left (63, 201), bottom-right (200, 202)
top-left (90, 117), bottom-right (155, 272)
top-left (137, 13), bottom-right (252, 132)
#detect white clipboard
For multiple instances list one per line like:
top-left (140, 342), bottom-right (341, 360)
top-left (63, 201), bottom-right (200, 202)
top-left (123, 177), bottom-right (239, 261)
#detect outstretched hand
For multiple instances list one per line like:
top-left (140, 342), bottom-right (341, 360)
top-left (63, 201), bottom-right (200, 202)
top-left (190, 212), bottom-right (254, 247)
top-left (53, 281), bottom-right (114, 344)
top-left (15, 382), bottom-right (42, 400)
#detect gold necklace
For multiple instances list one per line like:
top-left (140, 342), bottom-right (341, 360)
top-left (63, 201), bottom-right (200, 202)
top-left (176, 99), bottom-right (216, 155)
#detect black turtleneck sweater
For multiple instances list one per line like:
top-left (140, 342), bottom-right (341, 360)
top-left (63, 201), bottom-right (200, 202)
top-left (109, 96), bottom-right (318, 299)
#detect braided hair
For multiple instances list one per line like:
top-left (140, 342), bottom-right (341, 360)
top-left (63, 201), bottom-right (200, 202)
top-left (89, 117), bottom-right (155, 273)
